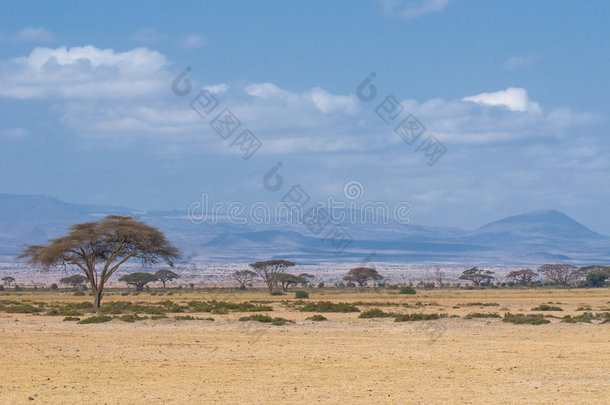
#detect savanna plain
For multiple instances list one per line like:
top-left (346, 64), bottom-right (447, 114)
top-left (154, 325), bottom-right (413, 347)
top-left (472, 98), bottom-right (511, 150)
top-left (1, 288), bottom-right (608, 404)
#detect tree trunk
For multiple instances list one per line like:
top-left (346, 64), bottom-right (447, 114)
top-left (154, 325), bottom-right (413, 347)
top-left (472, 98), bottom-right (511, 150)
top-left (162, 280), bottom-right (167, 289)
top-left (93, 288), bottom-right (103, 308)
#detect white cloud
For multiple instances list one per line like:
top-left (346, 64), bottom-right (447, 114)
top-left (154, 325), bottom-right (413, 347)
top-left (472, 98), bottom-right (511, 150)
top-left (180, 34), bottom-right (206, 50)
top-left (0, 46), bottom-right (169, 99)
top-left (462, 87), bottom-right (541, 113)
top-left (12, 27), bottom-right (54, 42)
top-left (381, 0), bottom-right (451, 19)
top-left (504, 55), bottom-right (540, 70)
top-left (203, 83), bottom-right (229, 94)
top-left (310, 87), bottom-right (358, 114)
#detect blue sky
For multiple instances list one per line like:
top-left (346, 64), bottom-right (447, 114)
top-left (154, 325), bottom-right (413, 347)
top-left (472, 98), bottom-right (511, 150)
top-left (1, 0), bottom-right (609, 232)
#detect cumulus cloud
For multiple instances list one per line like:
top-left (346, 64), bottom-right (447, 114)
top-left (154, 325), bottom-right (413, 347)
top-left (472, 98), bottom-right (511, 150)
top-left (0, 46), bottom-right (169, 99)
top-left (180, 34), bottom-right (206, 50)
top-left (462, 87), bottom-right (541, 113)
top-left (203, 83), bottom-right (229, 94)
top-left (380, 0), bottom-right (452, 19)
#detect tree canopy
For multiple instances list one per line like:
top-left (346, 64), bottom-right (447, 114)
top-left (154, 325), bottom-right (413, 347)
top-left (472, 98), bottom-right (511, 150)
top-left (118, 272), bottom-right (159, 291)
top-left (538, 264), bottom-right (583, 286)
top-left (458, 267), bottom-right (494, 287)
top-left (1, 276), bottom-right (15, 287)
top-left (231, 270), bottom-right (258, 289)
top-left (342, 267), bottom-right (383, 289)
top-left (59, 274), bottom-right (88, 287)
top-left (155, 269), bottom-right (180, 288)
top-left (249, 260), bottom-right (295, 294)
top-left (505, 269), bottom-right (538, 285)
top-left (17, 215), bottom-right (180, 307)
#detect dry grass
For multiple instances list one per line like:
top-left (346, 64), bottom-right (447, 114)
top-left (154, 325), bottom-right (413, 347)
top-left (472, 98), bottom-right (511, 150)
top-left (0, 288), bottom-right (609, 404)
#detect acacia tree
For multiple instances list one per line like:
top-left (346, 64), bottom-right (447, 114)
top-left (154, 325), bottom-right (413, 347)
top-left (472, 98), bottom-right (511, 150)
top-left (298, 273), bottom-right (315, 286)
top-left (458, 267), bottom-right (494, 287)
top-left (59, 274), bottom-right (88, 288)
top-left (342, 267), bottom-right (383, 290)
top-left (538, 264), bottom-right (583, 286)
top-left (505, 269), bottom-right (538, 285)
top-left (579, 265), bottom-right (610, 287)
top-left (231, 270), bottom-right (257, 289)
top-left (277, 273), bottom-right (303, 292)
top-left (433, 268), bottom-right (445, 287)
top-left (249, 260), bottom-right (295, 294)
top-left (17, 215), bottom-right (180, 307)
top-left (118, 272), bottom-right (158, 291)
top-left (1, 276), bottom-right (15, 288)
top-left (155, 269), bottom-right (180, 289)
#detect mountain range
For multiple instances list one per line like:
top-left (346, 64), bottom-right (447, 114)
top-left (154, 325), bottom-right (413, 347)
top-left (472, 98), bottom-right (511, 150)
top-left (0, 193), bottom-right (608, 266)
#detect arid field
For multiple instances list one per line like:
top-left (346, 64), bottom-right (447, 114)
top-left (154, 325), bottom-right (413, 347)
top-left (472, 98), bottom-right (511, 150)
top-left (1, 288), bottom-right (609, 404)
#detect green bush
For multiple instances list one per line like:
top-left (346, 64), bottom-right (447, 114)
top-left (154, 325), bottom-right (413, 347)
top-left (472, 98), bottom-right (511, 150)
top-left (531, 304), bottom-right (563, 311)
top-left (270, 291), bottom-right (285, 296)
top-left (465, 312), bottom-right (501, 319)
top-left (4, 303), bottom-right (41, 313)
top-left (63, 316), bottom-right (80, 322)
top-left (394, 313), bottom-right (447, 322)
top-left (239, 314), bottom-right (294, 326)
top-left (78, 315), bottom-right (113, 324)
top-left (398, 286), bottom-right (416, 295)
top-left (561, 312), bottom-right (597, 323)
top-left (295, 290), bottom-right (309, 299)
top-left (359, 308), bottom-right (397, 318)
top-left (502, 313), bottom-right (549, 325)
top-left (51, 283), bottom-right (59, 291)
top-left (298, 301), bottom-right (359, 313)
top-left (119, 314), bottom-right (148, 322)
top-left (174, 315), bottom-right (197, 320)
top-left (306, 314), bottom-right (327, 321)
top-left (73, 290), bottom-right (86, 296)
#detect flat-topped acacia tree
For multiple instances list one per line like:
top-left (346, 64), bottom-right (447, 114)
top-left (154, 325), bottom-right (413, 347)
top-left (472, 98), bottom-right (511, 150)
top-left (17, 215), bottom-right (180, 307)
top-left (249, 259), bottom-right (295, 294)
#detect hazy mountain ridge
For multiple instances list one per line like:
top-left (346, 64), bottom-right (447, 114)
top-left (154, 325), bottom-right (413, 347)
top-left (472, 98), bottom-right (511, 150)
top-left (0, 193), bottom-right (608, 265)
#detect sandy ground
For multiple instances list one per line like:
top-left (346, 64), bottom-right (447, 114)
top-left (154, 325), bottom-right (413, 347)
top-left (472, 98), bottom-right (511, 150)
top-left (0, 289), bottom-right (609, 404)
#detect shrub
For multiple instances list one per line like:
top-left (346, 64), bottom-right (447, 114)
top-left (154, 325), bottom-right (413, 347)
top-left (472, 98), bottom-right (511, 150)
top-left (73, 290), bottom-right (86, 296)
top-left (239, 314), bottom-right (294, 326)
top-left (398, 286), bottom-right (416, 295)
top-left (317, 282), bottom-right (325, 288)
top-left (63, 316), bottom-right (80, 322)
top-left (394, 313), bottom-right (447, 322)
top-left (51, 283), bottom-right (59, 291)
top-left (456, 302), bottom-right (500, 307)
top-left (561, 313), bottom-right (595, 323)
top-left (270, 291), bottom-right (285, 296)
top-left (14, 285), bottom-right (23, 292)
top-left (295, 290), bottom-right (309, 299)
top-left (502, 313), bottom-right (549, 325)
top-left (119, 314), bottom-right (148, 322)
top-left (465, 312), bottom-right (501, 319)
top-left (299, 301), bottom-right (360, 313)
top-left (150, 314), bottom-right (168, 320)
top-left (0, 285), bottom-right (3, 291)
top-left (306, 314), bottom-right (327, 321)
top-left (531, 304), bottom-right (563, 311)
top-left (359, 308), bottom-right (397, 318)
top-left (174, 315), bottom-right (197, 320)
top-left (78, 315), bottom-right (113, 324)
top-left (4, 303), bottom-right (41, 313)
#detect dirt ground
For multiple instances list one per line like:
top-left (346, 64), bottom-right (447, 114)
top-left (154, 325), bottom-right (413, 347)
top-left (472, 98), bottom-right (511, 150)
top-left (0, 289), bottom-right (609, 404)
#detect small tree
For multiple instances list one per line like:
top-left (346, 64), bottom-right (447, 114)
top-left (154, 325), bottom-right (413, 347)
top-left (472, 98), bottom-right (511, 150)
top-left (342, 267), bottom-right (383, 290)
top-left (538, 264), bottom-right (583, 286)
top-left (17, 215), bottom-right (180, 307)
top-left (118, 272), bottom-right (158, 291)
top-left (2, 276), bottom-right (15, 288)
top-left (458, 267), bottom-right (494, 287)
top-left (433, 268), bottom-right (445, 287)
top-left (505, 269), bottom-right (538, 285)
top-left (231, 270), bottom-right (257, 289)
top-left (580, 266), bottom-right (610, 287)
top-left (298, 273), bottom-right (315, 286)
top-left (249, 260), bottom-right (295, 294)
top-left (277, 273), bottom-right (303, 292)
top-left (60, 274), bottom-right (88, 288)
top-left (155, 269), bottom-right (180, 289)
